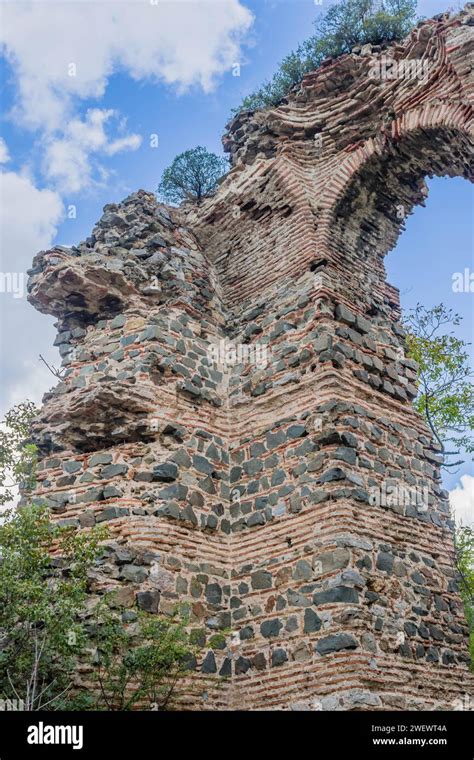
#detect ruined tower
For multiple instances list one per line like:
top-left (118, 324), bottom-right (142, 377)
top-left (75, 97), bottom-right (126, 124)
top-left (27, 8), bottom-right (473, 710)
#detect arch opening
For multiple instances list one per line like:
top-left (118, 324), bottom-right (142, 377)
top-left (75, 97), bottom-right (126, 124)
top-left (331, 127), bottom-right (473, 267)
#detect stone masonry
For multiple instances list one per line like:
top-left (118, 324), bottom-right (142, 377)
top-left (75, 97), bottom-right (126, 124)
top-left (26, 8), bottom-right (473, 710)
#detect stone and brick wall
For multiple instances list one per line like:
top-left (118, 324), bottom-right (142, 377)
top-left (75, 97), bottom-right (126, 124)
top-left (26, 7), bottom-right (473, 710)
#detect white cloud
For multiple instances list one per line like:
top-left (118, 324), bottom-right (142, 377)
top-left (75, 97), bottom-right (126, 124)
top-left (43, 108), bottom-right (142, 193)
top-left (1, 359), bottom-right (56, 414)
top-left (1, 1), bottom-right (253, 130)
top-left (0, 168), bottom-right (63, 257)
top-left (449, 474), bottom-right (474, 526)
top-left (105, 134), bottom-right (142, 157)
top-left (0, 1), bottom-right (253, 193)
top-left (0, 165), bottom-right (63, 416)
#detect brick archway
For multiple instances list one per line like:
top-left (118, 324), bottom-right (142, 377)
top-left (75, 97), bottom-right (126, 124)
top-left (326, 118), bottom-right (472, 261)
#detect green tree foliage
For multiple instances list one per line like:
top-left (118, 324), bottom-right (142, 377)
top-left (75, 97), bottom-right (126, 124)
top-left (0, 401), bottom-right (38, 506)
top-left (0, 402), bottom-right (196, 711)
top-left (405, 305), bottom-right (473, 668)
top-left (157, 146), bottom-right (229, 205)
top-left (91, 601), bottom-right (194, 710)
top-left (404, 304), bottom-right (474, 469)
top-left (454, 525), bottom-right (474, 670)
top-left (0, 504), bottom-right (106, 710)
top-left (237, 0), bottom-right (417, 112)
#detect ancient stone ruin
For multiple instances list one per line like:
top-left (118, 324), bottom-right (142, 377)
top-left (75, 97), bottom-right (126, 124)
top-left (27, 8), bottom-right (473, 709)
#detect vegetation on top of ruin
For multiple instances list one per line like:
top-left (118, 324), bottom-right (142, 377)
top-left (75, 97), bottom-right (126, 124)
top-left (158, 2), bottom-right (420, 201)
top-left (157, 146), bottom-right (229, 206)
top-left (233, 0), bottom-right (418, 114)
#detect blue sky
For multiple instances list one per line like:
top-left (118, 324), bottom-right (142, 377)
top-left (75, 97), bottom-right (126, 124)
top-left (385, 175), bottom-right (473, 497)
top-left (0, 0), bottom-right (472, 517)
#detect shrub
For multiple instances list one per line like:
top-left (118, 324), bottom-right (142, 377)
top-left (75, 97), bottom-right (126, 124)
top-left (236, 0), bottom-right (418, 112)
